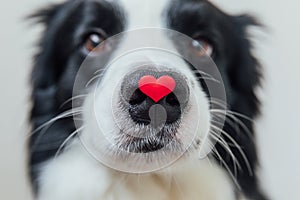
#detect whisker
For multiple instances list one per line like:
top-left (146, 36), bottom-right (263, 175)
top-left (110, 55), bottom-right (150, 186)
top-left (191, 69), bottom-right (216, 80)
top-left (29, 107), bottom-right (83, 138)
top-left (54, 126), bottom-right (86, 158)
top-left (211, 146), bottom-right (241, 190)
top-left (180, 120), bottom-right (241, 177)
top-left (86, 73), bottom-right (105, 87)
top-left (193, 137), bottom-right (241, 190)
top-left (195, 76), bottom-right (221, 84)
top-left (59, 94), bottom-right (87, 109)
top-left (209, 130), bottom-right (241, 172)
top-left (209, 99), bottom-right (254, 139)
top-left (210, 110), bottom-right (253, 139)
top-left (210, 125), bottom-right (253, 176)
top-left (209, 102), bottom-right (253, 122)
top-left (214, 147), bottom-right (238, 178)
top-left (209, 98), bottom-right (228, 109)
top-left (210, 118), bottom-right (242, 144)
top-left (93, 68), bottom-right (106, 75)
top-left (29, 109), bottom-right (84, 154)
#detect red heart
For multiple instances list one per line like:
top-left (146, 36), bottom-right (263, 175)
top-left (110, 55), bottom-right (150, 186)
top-left (138, 75), bottom-right (176, 102)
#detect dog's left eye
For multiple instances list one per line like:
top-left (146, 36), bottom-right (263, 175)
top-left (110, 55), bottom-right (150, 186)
top-left (191, 38), bottom-right (213, 57)
top-left (84, 32), bottom-right (106, 53)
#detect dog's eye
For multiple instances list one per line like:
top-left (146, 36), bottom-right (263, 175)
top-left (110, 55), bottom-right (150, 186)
top-left (191, 38), bottom-right (213, 57)
top-left (84, 33), bottom-right (106, 52)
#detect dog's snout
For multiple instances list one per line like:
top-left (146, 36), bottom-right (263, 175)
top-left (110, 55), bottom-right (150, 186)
top-left (120, 69), bottom-right (190, 125)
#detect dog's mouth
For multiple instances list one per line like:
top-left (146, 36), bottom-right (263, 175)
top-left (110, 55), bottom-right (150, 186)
top-left (115, 123), bottom-right (182, 153)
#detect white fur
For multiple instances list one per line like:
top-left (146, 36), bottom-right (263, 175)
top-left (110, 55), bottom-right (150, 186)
top-left (37, 0), bottom-right (237, 199)
top-left (38, 140), bottom-right (236, 200)
top-left (118, 0), bottom-right (170, 29)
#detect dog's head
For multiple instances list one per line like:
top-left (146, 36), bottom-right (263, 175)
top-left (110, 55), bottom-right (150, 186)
top-left (29, 0), bottom-right (261, 192)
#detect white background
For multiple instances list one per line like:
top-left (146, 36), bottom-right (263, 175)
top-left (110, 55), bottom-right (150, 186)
top-left (0, 0), bottom-right (299, 199)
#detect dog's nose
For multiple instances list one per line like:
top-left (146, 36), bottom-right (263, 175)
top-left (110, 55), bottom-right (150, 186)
top-left (120, 69), bottom-right (190, 125)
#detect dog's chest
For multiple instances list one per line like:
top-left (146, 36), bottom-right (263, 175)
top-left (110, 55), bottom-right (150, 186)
top-left (37, 142), bottom-right (235, 200)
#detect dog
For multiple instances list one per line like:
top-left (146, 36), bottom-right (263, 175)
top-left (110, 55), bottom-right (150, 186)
top-left (28, 0), bottom-right (268, 199)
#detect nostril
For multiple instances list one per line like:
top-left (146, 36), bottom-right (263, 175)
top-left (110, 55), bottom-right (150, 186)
top-left (129, 89), bottom-right (147, 105)
top-left (165, 92), bottom-right (180, 106)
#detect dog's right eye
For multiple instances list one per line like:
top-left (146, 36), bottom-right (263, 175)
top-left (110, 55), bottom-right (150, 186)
top-left (84, 33), bottom-right (106, 53)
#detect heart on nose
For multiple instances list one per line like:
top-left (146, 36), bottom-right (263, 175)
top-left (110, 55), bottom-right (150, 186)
top-left (138, 75), bottom-right (176, 102)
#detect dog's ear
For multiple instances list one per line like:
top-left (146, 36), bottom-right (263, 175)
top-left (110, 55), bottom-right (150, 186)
top-left (29, 3), bottom-right (65, 122)
top-left (219, 15), bottom-right (269, 200)
top-left (29, 3), bottom-right (63, 25)
top-left (227, 14), bottom-right (262, 118)
top-left (28, 3), bottom-right (80, 192)
top-left (29, 1), bottom-right (80, 120)
top-left (29, 2), bottom-right (74, 90)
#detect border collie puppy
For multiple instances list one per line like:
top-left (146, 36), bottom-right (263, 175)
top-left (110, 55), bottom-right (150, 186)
top-left (28, 0), bottom-right (268, 199)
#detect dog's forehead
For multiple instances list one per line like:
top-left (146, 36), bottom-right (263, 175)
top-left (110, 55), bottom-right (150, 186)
top-left (116, 0), bottom-right (171, 29)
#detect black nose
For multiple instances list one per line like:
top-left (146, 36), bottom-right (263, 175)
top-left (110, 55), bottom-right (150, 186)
top-left (120, 69), bottom-right (190, 125)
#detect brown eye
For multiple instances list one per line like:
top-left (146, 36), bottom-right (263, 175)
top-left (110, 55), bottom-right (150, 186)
top-left (191, 38), bottom-right (213, 57)
top-left (84, 33), bottom-right (105, 52)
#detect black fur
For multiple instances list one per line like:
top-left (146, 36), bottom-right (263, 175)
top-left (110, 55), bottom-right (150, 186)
top-left (167, 1), bottom-right (267, 199)
top-left (28, 0), bottom-right (268, 199)
top-left (28, 0), bottom-right (125, 192)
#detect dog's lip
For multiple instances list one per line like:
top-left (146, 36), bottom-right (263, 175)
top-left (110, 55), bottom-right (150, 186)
top-left (117, 129), bottom-right (178, 153)
top-left (122, 138), bottom-right (165, 153)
